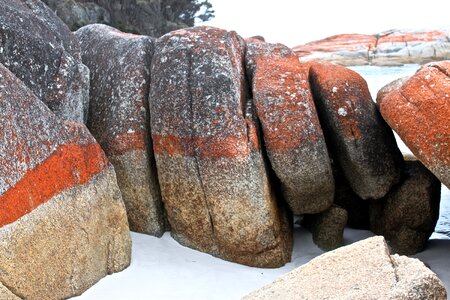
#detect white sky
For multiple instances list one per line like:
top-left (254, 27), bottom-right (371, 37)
top-left (203, 0), bottom-right (450, 47)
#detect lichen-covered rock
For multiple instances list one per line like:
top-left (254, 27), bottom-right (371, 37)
top-left (75, 24), bottom-right (165, 236)
top-left (309, 61), bottom-right (403, 199)
top-left (0, 64), bottom-right (131, 300)
top-left (150, 26), bottom-right (292, 267)
top-left (0, 0), bottom-right (89, 123)
top-left (302, 205), bottom-right (348, 251)
top-left (244, 236), bottom-right (447, 300)
top-left (245, 42), bottom-right (334, 214)
top-left (370, 160), bottom-right (441, 255)
top-left (377, 61), bottom-right (450, 188)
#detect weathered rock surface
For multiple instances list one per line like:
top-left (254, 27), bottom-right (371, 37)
top-left (150, 26), bottom-right (292, 267)
top-left (370, 160), bottom-right (441, 255)
top-left (0, 0), bottom-right (89, 123)
top-left (293, 29), bottom-right (450, 66)
top-left (245, 42), bottom-right (334, 214)
top-left (302, 205), bottom-right (348, 251)
top-left (377, 61), bottom-right (450, 188)
top-left (75, 24), bottom-right (165, 236)
top-left (0, 63), bottom-right (131, 300)
top-left (309, 61), bottom-right (403, 199)
top-left (244, 236), bottom-right (447, 299)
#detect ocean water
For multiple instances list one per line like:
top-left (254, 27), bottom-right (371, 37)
top-left (349, 64), bottom-right (450, 239)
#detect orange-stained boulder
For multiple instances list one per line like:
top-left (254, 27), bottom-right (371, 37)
top-left (245, 42), bottom-right (334, 214)
top-left (309, 61), bottom-right (403, 199)
top-left (150, 27), bottom-right (292, 267)
top-left (0, 63), bottom-right (131, 300)
top-left (76, 24), bottom-right (166, 236)
top-left (377, 61), bottom-right (450, 188)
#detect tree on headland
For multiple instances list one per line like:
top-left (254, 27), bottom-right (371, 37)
top-left (42, 0), bottom-right (215, 37)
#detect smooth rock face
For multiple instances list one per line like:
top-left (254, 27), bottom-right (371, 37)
top-left (150, 26), bottom-right (292, 267)
top-left (0, 0), bottom-right (89, 123)
top-left (75, 24), bottom-right (165, 236)
top-left (302, 205), bottom-right (348, 251)
top-left (309, 61), bottom-right (403, 199)
top-left (245, 42), bottom-right (334, 214)
top-left (244, 236), bottom-right (447, 300)
top-left (377, 61), bottom-right (450, 188)
top-left (0, 64), bottom-right (131, 299)
top-left (370, 160), bottom-right (441, 255)
top-left (293, 29), bottom-right (450, 66)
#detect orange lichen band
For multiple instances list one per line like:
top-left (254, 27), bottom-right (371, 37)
top-left (107, 131), bottom-right (147, 156)
top-left (153, 131), bottom-right (260, 159)
top-left (0, 143), bottom-right (108, 227)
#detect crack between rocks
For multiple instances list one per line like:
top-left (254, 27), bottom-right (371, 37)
top-left (186, 50), bottom-right (217, 246)
top-left (0, 280), bottom-right (24, 299)
top-left (388, 254), bottom-right (400, 285)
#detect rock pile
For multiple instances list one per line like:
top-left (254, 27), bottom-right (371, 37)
top-left (1, 0), bottom-right (448, 297)
top-left (293, 29), bottom-right (450, 66)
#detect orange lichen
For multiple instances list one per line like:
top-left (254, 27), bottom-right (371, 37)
top-left (0, 143), bottom-right (107, 227)
top-left (108, 131), bottom-right (147, 156)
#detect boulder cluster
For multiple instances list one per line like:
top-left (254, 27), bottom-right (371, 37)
top-left (0, 0), bottom-right (448, 299)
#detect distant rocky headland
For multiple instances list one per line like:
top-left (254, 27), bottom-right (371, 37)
top-left (293, 29), bottom-right (450, 66)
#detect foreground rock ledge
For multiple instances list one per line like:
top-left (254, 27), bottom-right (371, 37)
top-left (244, 236), bottom-right (447, 300)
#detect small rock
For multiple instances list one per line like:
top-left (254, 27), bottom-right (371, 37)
top-left (377, 61), bottom-right (450, 189)
top-left (243, 236), bottom-right (447, 300)
top-left (309, 61), bottom-right (403, 199)
top-left (302, 205), bottom-right (348, 251)
top-left (370, 160), bottom-right (441, 255)
top-left (245, 42), bottom-right (334, 214)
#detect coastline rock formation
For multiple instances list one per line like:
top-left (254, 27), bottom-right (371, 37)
top-left (150, 26), bottom-right (292, 267)
top-left (309, 61), bottom-right (403, 199)
top-left (245, 42), bottom-right (334, 214)
top-left (0, 0), bottom-right (89, 123)
top-left (244, 236), bottom-right (447, 300)
top-left (293, 29), bottom-right (450, 66)
top-left (377, 61), bottom-right (450, 188)
top-left (75, 24), bottom-right (166, 236)
top-left (0, 64), bottom-right (131, 299)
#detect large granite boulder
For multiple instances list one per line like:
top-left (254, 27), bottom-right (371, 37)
top-left (370, 160), bottom-right (441, 255)
top-left (0, 64), bottom-right (131, 300)
top-left (150, 26), bottom-right (292, 267)
top-left (244, 236), bottom-right (447, 299)
top-left (377, 61), bottom-right (450, 188)
top-left (309, 61), bottom-right (403, 199)
top-left (0, 0), bottom-right (89, 123)
top-left (245, 42), bottom-right (334, 214)
top-left (75, 24), bottom-right (165, 236)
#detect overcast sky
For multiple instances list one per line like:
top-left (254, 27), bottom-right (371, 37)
top-left (203, 0), bottom-right (450, 47)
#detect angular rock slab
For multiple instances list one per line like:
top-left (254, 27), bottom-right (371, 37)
top-left (76, 24), bottom-right (165, 236)
top-left (244, 236), bottom-right (447, 300)
top-left (377, 61), bottom-right (450, 188)
top-left (150, 26), bottom-right (292, 267)
top-left (0, 64), bottom-right (131, 300)
top-left (0, 0), bottom-right (89, 122)
top-left (370, 160), bottom-right (441, 255)
top-left (309, 61), bottom-right (403, 199)
top-left (245, 42), bottom-right (334, 214)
